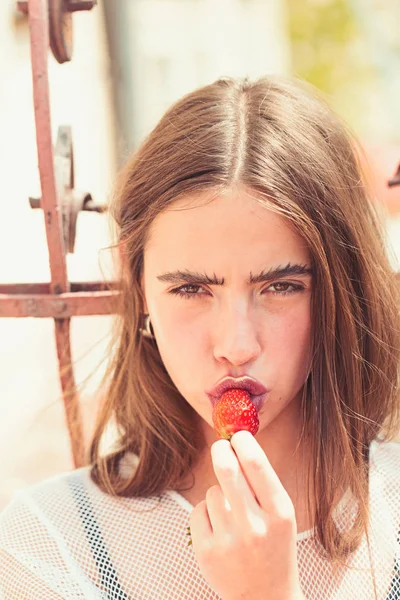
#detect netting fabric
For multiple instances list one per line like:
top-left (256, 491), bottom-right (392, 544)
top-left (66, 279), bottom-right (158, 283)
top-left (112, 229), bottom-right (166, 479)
top-left (1, 439), bottom-right (399, 599)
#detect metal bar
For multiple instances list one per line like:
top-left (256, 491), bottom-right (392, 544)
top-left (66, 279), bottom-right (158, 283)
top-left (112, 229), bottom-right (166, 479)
top-left (54, 318), bottom-right (85, 467)
top-left (0, 290), bottom-right (119, 318)
top-left (26, 0), bottom-right (82, 468)
top-left (27, 0), bottom-right (69, 294)
top-left (0, 281), bottom-right (119, 294)
top-left (11, 0), bottom-right (107, 470)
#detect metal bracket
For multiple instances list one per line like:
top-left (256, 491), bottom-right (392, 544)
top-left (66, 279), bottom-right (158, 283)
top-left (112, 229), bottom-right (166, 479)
top-left (17, 0), bottom-right (97, 64)
top-left (29, 126), bottom-right (107, 253)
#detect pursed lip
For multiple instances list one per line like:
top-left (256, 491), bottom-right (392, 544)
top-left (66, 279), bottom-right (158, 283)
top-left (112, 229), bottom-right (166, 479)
top-left (206, 376), bottom-right (269, 408)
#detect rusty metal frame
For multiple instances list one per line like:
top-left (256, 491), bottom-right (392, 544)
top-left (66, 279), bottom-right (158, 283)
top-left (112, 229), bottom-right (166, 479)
top-left (0, 0), bottom-right (119, 468)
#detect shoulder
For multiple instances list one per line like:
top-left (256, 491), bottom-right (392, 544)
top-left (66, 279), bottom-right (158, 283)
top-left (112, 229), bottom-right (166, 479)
top-left (369, 438), bottom-right (400, 531)
top-left (0, 461), bottom-right (192, 554)
top-left (0, 467), bottom-right (97, 598)
top-left (0, 466), bottom-right (99, 563)
top-left (0, 463), bottom-right (165, 533)
top-left (0, 466), bottom-right (187, 599)
top-left (0, 465), bottom-right (202, 599)
top-left (1, 466), bottom-right (92, 528)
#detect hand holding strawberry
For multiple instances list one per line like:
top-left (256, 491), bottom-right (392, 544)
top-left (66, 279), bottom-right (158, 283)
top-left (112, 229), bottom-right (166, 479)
top-left (186, 389), bottom-right (259, 547)
top-left (188, 429), bottom-right (304, 600)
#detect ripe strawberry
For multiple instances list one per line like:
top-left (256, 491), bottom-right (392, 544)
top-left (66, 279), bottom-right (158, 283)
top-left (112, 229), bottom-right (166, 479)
top-left (212, 388), bottom-right (259, 440)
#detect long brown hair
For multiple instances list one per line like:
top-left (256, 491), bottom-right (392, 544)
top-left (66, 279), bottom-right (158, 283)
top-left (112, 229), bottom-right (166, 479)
top-left (89, 76), bottom-right (400, 564)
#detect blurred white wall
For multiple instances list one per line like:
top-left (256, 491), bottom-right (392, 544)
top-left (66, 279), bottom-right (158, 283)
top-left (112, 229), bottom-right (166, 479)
top-left (0, 0), bottom-right (117, 508)
top-left (118, 0), bottom-right (291, 146)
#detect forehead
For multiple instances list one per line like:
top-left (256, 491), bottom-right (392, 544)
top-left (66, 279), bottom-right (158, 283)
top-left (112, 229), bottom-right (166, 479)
top-left (145, 188), bottom-right (310, 270)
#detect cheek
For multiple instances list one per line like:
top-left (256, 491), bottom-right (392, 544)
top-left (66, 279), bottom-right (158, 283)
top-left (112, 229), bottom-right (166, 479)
top-left (286, 310), bottom-right (311, 347)
top-left (151, 305), bottom-right (206, 368)
top-left (265, 304), bottom-right (312, 369)
top-left (154, 303), bottom-right (199, 344)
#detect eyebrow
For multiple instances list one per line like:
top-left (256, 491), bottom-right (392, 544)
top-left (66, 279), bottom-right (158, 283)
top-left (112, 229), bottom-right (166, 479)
top-left (156, 263), bottom-right (313, 286)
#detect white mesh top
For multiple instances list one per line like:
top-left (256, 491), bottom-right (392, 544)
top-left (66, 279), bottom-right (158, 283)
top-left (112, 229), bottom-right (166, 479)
top-left (1, 438), bottom-right (400, 599)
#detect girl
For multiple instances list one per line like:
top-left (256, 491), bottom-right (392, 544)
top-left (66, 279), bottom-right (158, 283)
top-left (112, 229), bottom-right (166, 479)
top-left (1, 76), bottom-right (400, 600)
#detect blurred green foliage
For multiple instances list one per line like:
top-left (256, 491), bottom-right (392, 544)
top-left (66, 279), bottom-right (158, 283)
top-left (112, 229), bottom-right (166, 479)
top-left (287, 0), bottom-right (374, 133)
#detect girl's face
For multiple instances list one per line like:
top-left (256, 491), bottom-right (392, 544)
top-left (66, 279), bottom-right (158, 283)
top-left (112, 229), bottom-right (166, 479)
top-left (142, 187), bottom-right (312, 443)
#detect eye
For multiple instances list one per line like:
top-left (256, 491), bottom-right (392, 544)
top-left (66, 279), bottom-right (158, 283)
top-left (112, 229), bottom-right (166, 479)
top-left (168, 281), bottom-right (306, 299)
top-left (264, 281), bottom-right (305, 296)
top-left (168, 284), bottom-right (209, 299)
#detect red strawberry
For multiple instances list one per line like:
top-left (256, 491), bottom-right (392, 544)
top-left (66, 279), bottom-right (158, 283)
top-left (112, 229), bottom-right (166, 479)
top-left (212, 389), bottom-right (259, 440)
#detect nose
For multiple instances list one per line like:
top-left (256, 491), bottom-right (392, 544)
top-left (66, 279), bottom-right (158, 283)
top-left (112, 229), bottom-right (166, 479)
top-left (212, 301), bottom-right (262, 367)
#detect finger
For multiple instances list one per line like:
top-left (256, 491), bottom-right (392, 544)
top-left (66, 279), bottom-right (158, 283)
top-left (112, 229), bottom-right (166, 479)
top-left (230, 431), bottom-right (293, 514)
top-left (189, 500), bottom-right (213, 545)
top-left (211, 439), bottom-right (260, 521)
top-left (205, 485), bottom-right (233, 537)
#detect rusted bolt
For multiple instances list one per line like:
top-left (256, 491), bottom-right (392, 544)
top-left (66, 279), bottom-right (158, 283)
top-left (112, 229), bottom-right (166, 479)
top-left (25, 298), bottom-right (39, 317)
top-left (53, 284), bottom-right (64, 295)
top-left (53, 300), bottom-right (68, 315)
